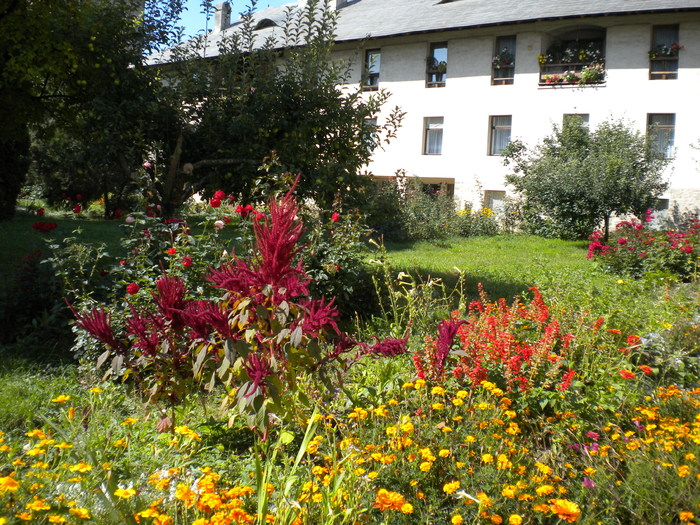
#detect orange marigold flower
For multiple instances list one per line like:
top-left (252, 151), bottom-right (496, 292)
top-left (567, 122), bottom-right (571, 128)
top-left (69, 507), bottom-right (91, 519)
top-left (679, 511), bottom-right (694, 521)
top-left (549, 499), bottom-right (581, 523)
top-left (373, 488), bottom-right (406, 511)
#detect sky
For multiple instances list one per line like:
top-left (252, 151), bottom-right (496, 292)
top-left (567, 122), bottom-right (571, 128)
top-left (179, 0), bottom-right (293, 37)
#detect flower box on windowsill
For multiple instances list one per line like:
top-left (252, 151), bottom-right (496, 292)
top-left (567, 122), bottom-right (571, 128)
top-left (539, 62), bottom-right (606, 86)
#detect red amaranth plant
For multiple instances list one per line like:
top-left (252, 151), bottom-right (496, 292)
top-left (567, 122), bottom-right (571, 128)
top-left (73, 185), bottom-right (407, 435)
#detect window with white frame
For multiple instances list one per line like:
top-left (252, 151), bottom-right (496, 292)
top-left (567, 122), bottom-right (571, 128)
top-left (423, 117), bottom-right (444, 155)
top-left (489, 116), bottom-right (512, 155)
top-left (647, 113), bottom-right (676, 158)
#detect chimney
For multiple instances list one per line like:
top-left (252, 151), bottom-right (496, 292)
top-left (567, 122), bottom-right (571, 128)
top-left (214, 2), bottom-right (231, 32)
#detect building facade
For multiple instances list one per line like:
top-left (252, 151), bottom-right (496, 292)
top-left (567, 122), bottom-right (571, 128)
top-left (205, 0), bottom-right (700, 212)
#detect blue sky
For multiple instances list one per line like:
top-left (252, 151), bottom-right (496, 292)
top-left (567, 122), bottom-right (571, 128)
top-left (179, 0), bottom-right (293, 37)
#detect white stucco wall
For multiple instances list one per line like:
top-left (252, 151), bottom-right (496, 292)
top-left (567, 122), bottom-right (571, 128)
top-left (336, 13), bottom-right (700, 211)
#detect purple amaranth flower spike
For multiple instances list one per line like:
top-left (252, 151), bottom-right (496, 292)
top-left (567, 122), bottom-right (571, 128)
top-left (152, 275), bottom-right (189, 331)
top-left (72, 306), bottom-right (124, 352)
top-left (298, 298), bottom-right (340, 337)
top-left (243, 353), bottom-right (272, 397)
top-left (359, 329), bottom-right (410, 358)
top-left (207, 184), bottom-right (309, 303)
top-left (433, 318), bottom-right (467, 375)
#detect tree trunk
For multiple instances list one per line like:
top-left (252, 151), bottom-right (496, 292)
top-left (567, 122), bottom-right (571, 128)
top-left (0, 124), bottom-right (30, 220)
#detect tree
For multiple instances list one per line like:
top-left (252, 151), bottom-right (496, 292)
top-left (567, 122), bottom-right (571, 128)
top-left (504, 117), bottom-right (669, 240)
top-left (147, 0), bottom-right (404, 216)
top-left (2, 0), bottom-right (184, 218)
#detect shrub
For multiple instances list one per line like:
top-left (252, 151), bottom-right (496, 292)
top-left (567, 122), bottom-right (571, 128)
top-left (588, 211), bottom-right (700, 279)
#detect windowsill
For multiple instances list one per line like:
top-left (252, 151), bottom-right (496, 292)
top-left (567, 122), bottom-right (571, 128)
top-left (423, 153), bottom-right (442, 156)
top-left (426, 82), bottom-right (446, 88)
top-left (538, 81), bottom-right (606, 88)
top-left (361, 85), bottom-right (379, 92)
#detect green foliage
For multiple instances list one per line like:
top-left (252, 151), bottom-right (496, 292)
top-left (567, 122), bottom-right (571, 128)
top-left (504, 117), bottom-right (669, 240)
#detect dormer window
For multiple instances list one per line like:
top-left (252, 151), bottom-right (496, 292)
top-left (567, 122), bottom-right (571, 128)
top-left (255, 18), bottom-right (277, 30)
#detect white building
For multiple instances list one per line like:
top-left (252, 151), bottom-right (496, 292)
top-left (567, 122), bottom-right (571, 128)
top-left (193, 0), bottom-right (700, 212)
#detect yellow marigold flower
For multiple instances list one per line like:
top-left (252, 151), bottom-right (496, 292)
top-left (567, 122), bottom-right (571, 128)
top-left (451, 515), bottom-right (464, 525)
top-left (51, 395), bottom-right (71, 403)
top-left (685, 453), bottom-right (695, 461)
top-left (678, 465), bottom-right (690, 477)
top-left (506, 422), bottom-right (520, 435)
top-left (374, 405), bottom-right (389, 417)
top-left (496, 454), bottom-right (512, 470)
top-left (443, 481), bottom-right (460, 494)
top-left (26, 429), bottom-right (46, 439)
top-left (439, 449), bottom-right (451, 458)
top-left (533, 503), bottom-right (550, 513)
top-left (452, 398), bottom-right (464, 406)
top-left (508, 515), bottom-right (523, 525)
top-left (67, 462), bottom-right (92, 473)
top-left (490, 514), bottom-right (503, 524)
top-left (154, 515), bottom-right (172, 525)
top-left (26, 498), bottom-right (51, 511)
top-left (465, 435), bottom-right (476, 443)
top-left (441, 426), bottom-right (453, 433)
top-left (549, 499), bottom-right (581, 523)
top-left (432, 403), bottom-right (445, 410)
top-left (389, 398), bottom-right (398, 405)
top-left (401, 503), bottom-right (414, 514)
top-left (419, 461), bottom-right (432, 472)
top-left (481, 381), bottom-right (496, 391)
top-left (535, 462), bottom-right (552, 476)
top-left (501, 485), bottom-right (517, 498)
top-left (67, 407), bottom-right (76, 419)
top-left (114, 487), bottom-right (136, 499)
top-left (32, 461), bottom-right (49, 469)
top-left (121, 417), bottom-right (138, 426)
top-left (69, 507), bottom-right (91, 519)
top-left (368, 471), bottom-right (378, 479)
top-left (536, 485), bottom-right (555, 496)
top-left (174, 425), bottom-right (201, 442)
top-left (15, 513), bottom-right (32, 521)
top-left (402, 382), bottom-right (414, 389)
top-left (54, 442), bottom-right (73, 450)
top-left (414, 379), bottom-right (426, 389)
top-left (26, 448), bottom-right (45, 457)
top-left (583, 467), bottom-right (596, 476)
top-left (431, 386), bottom-right (446, 395)
top-left (492, 388), bottom-right (504, 396)
top-left (456, 390), bottom-right (468, 399)
top-left (399, 418), bottom-right (414, 433)
top-left (679, 511), bottom-right (694, 521)
top-left (482, 453), bottom-right (494, 464)
top-left (89, 387), bottom-right (103, 394)
top-left (48, 515), bottom-right (66, 523)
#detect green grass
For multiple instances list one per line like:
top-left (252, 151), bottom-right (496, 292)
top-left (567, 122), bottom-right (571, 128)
top-left (383, 234), bottom-right (591, 299)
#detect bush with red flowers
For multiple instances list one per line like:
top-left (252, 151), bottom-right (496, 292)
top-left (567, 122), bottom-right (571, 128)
top-left (587, 211), bottom-right (700, 279)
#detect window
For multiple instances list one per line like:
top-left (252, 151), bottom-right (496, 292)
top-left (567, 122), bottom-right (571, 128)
top-left (423, 117), bottom-right (444, 155)
top-left (650, 25), bottom-right (681, 80)
top-left (489, 116), bottom-right (511, 155)
top-left (648, 113), bottom-right (676, 158)
top-left (427, 42), bottom-right (448, 87)
top-left (563, 113), bottom-right (590, 127)
top-left (362, 118), bottom-right (378, 147)
top-left (363, 49), bottom-right (381, 90)
top-left (484, 190), bottom-right (507, 214)
top-left (492, 36), bottom-right (516, 85)
top-left (539, 28), bottom-right (606, 85)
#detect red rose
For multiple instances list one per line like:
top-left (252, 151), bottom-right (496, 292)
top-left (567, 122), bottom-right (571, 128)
top-left (222, 215), bottom-right (231, 224)
top-left (210, 198), bottom-right (221, 208)
top-left (331, 212), bottom-right (340, 222)
top-left (76, 194), bottom-right (83, 201)
top-left (213, 190), bottom-right (226, 200)
top-left (119, 260), bottom-right (126, 266)
top-left (182, 256), bottom-right (193, 268)
top-left (167, 248), bottom-right (177, 255)
top-left (126, 283), bottom-right (140, 295)
top-left (72, 204), bottom-right (82, 214)
top-left (36, 208), bottom-right (45, 216)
